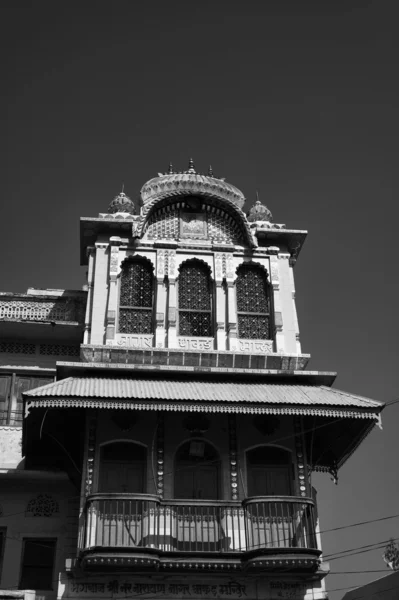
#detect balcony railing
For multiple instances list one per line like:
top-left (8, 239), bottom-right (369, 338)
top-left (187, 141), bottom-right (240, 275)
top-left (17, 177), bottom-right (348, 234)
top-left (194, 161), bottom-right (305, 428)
top-left (80, 494), bottom-right (318, 555)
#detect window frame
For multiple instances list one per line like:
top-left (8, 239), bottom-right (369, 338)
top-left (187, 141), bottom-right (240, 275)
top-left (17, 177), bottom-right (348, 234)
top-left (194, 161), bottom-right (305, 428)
top-left (177, 260), bottom-right (214, 338)
top-left (117, 258), bottom-right (155, 336)
top-left (98, 441), bottom-right (147, 494)
top-left (236, 264), bottom-right (272, 340)
top-left (19, 537), bottom-right (57, 591)
top-left (0, 372), bottom-right (55, 426)
top-left (245, 446), bottom-right (293, 497)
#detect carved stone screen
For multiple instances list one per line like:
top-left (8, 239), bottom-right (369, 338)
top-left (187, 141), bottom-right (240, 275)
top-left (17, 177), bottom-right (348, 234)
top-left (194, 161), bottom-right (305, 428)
top-left (119, 261), bottom-right (154, 334)
top-left (178, 262), bottom-right (212, 337)
top-left (236, 265), bottom-right (271, 339)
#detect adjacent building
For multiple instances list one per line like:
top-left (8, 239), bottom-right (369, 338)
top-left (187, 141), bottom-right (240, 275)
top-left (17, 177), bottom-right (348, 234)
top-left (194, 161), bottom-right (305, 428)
top-left (0, 161), bottom-right (384, 600)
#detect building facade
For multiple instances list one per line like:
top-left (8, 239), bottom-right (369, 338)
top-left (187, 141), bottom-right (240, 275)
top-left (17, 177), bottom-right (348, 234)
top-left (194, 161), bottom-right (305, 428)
top-left (0, 162), bottom-right (384, 600)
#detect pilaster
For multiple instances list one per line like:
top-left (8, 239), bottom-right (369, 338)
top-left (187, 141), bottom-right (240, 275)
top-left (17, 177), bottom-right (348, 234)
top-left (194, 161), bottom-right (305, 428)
top-left (165, 250), bottom-right (177, 348)
top-left (155, 250), bottom-right (167, 348)
top-left (83, 246), bottom-right (95, 344)
top-left (214, 253), bottom-right (227, 350)
top-left (90, 242), bottom-right (109, 345)
top-left (269, 253), bottom-right (284, 353)
top-left (105, 237), bottom-right (122, 343)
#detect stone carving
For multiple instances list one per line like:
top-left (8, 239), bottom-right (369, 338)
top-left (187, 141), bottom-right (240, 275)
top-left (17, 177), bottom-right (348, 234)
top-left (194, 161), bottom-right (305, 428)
top-left (180, 213), bottom-right (207, 239)
top-left (114, 334), bottom-right (153, 349)
top-left (26, 494), bottom-right (59, 517)
top-left (230, 339), bottom-right (274, 354)
top-left (85, 415), bottom-right (97, 496)
top-left (177, 337), bottom-right (214, 351)
top-left (0, 297), bottom-right (86, 324)
top-left (156, 414), bottom-right (164, 497)
top-left (294, 416), bottom-right (307, 497)
top-left (157, 250), bottom-right (165, 277)
top-left (228, 415), bottom-right (238, 500)
top-left (110, 247), bottom-right (119, 273)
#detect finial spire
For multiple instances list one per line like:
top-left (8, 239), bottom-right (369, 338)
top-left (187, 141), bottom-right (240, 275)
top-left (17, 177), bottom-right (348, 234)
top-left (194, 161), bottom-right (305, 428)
top-left (168, 162), bottom-right (174, 174)
top-left (255, 189), bottom-right (260, 203)
top-left (121, 183), bottom-right (124, 194)
top-left (187, 158), bottom-right (196, 174)
top-left (208, 165), bottom-right (213, 177)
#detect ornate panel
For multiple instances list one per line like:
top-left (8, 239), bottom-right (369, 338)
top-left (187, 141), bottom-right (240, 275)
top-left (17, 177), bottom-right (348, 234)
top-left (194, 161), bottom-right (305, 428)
top-left (178, 262), bottom-right (212, 336)
top-left (208, 213), bottom-right (243, 244)
top-left (156, 414), bottom-right (164, 497)
top-left (0, 342), bottom-right (35, 354)
top-left (237, 315), bottom-right (270, 339)
top-left (236, 265), bottom-right (271, 340)
top-left (294, 416), bottom-right (308, 497)
top-left (26, 494), bottom-right (59, 517)
top-left (146, 210), bottom-right (179, 239)
top-left (119, 310), bottom-right (153, 334)
top-left (228, 415), bottom-right (238, 500)
top-left (119, 261), bottom-right (154, 335)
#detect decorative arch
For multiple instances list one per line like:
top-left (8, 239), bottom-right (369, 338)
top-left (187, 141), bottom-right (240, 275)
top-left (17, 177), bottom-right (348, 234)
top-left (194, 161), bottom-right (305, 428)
top-left (174, 439), bottom-right (221, 499)
top-left (245, 445), bottom-right (293, 497)
top-left (118, 256), bottom-right (155, 335)
top-left (235, 262), bottom-right (272, 340)
top-left (137, 196), bottom-right (255, 247)
top-left (178, 259), bottom-right (213, 337)
top-left (98, 440), bottom-right (147, 493)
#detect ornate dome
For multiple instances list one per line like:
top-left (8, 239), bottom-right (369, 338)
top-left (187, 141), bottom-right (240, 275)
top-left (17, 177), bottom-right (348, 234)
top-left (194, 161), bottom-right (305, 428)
top-left (108, 191), bottom-right (136, 215)
top-left (140, 160), bottom-right (246, 210)
top-left (247, 200), bottom-right (273, 223)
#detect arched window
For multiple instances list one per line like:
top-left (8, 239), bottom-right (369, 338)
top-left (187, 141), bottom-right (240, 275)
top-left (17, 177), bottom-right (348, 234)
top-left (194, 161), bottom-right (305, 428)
top-left (119, 259), bottom-right (154, 334)
top-left (99, 442), bottom-right (146, 493)
top-left (178, 260), bottom-right (213, 337)
top-left (236, 264), bottom-right (271, 339)
top-left (175, 440), bottom-right (220, 499)
top-left (246, 446), bottom-right (292, 496)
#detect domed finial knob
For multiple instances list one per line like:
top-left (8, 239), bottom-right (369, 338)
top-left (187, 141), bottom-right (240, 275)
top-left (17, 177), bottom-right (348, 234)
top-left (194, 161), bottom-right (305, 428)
top-left (247, 194), bottom-right (273, 223)
top-left (168, 162), bottom-right (174, 174)
top-left (108, 190), bottom-right (136, 215)
top-left (208, 165), bottom-right (214, 177)
top-left (187, 158), bottom-right (196, 174)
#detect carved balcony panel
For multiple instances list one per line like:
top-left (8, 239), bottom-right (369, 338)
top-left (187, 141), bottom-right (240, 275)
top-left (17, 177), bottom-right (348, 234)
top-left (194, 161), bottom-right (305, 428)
top-left (79, 495), bottom-right (320, 572)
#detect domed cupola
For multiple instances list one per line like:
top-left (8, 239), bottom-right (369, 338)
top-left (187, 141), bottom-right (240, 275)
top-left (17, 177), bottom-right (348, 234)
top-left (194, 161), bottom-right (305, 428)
top-left (247, 199), bottom-right (273, 223)
top-left (108, 190), bottom-right (136, 215)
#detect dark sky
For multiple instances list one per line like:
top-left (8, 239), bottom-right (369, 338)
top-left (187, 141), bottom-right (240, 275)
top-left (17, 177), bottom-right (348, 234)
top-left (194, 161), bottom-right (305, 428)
top-left (2, 1), bottom-right (399, 597)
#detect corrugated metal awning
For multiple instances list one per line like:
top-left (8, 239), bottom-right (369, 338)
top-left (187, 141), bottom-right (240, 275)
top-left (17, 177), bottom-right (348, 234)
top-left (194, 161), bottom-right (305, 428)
top-left (24, 377), bottom-right (383, 420)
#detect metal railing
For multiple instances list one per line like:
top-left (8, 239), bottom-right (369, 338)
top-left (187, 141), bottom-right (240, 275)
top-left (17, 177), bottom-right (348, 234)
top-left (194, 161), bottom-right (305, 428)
top-left (81, 494), bottom-right (317, 554)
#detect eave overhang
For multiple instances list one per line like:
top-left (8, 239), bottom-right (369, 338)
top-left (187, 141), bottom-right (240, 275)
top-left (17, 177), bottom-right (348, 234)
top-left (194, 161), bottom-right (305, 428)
top-left (80, 216), bottom-right (135, 266)
top-left (23, 371), bottom-right (384, 473)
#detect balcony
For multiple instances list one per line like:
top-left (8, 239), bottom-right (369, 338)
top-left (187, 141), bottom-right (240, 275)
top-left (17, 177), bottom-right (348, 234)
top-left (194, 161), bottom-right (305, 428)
top-left (79, 494), bottom-right (321, 572)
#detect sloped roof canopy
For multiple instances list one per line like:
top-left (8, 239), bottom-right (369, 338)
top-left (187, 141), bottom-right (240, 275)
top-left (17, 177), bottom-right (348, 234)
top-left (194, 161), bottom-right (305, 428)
top-left (24, 375), bottom-right (383, 473)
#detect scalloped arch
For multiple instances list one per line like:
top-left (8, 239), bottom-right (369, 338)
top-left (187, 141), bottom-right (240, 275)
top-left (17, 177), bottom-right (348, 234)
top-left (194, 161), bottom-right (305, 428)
top-left (120, 253), bottom-right (155, 274)
top-left (235, 260), bottom-right (270, 279)
top-left (177, 257), bottom-right (213, 278)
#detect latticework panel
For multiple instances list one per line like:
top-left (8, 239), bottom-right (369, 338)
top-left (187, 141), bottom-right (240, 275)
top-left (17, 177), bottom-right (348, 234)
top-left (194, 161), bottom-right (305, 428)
top-left (178, 263), bottom-right (212, 337)
top-left (208, 213), bottom-right (243, 244)
top-left (119, 309), bottom-right (153, 334)
top-left (236, 267), bottom-right (269, 313)
top-left (179, 312), bottom-right (212, 336)
top-left (0, 298), bottom-right (85, 323)
top-left (39, 344), bottom-right (80, 357)
top-left (146, 210), bottom-right (179, 239)
top-left (0, 342), bottom-right (36, 354)
top-left (236, 265), bottom-right (271, 340)
top-left (179, 265), bottom-right (211, 311)
top-left (119, 260), bottom-right (154, 334)
top-left (120, 262), bottom-right (153, 308)
top-left (238, 315), bottom-right (270, 339)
